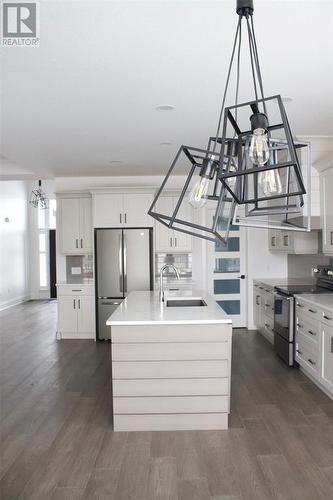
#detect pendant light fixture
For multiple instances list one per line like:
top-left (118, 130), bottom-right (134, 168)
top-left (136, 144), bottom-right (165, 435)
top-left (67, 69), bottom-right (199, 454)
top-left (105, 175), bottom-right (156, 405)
top-left (29, 180), bottom-right (49, 209)
top-left (149, 0), bottom-right (309, 243)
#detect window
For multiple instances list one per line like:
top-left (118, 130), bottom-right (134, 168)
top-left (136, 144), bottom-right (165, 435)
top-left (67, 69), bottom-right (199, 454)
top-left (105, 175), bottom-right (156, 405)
top-left (38, 200), bottom-right (56, 289)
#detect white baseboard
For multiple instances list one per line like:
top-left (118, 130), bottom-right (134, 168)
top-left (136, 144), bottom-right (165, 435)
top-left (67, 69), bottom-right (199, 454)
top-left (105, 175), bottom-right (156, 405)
top-left (0, 296), bottom-right (30, 312)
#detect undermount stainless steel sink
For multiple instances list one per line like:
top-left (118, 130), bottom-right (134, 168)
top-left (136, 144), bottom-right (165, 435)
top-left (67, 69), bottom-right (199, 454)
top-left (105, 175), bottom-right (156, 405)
top-left (166, 298), bottom-right (207, 307)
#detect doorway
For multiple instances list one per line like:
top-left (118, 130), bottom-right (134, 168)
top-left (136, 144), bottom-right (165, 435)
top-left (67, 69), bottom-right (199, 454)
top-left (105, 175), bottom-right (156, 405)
top-left (206, 209), bottom-right (247, 327)
top-left (49, 230), bottom-right (57, 299)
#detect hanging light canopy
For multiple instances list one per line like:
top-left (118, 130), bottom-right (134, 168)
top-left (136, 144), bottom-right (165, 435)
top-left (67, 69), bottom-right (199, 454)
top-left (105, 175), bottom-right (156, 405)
top-left (149, 0), bottom-right (309, 243)
top-left (29, 180), bottom-right (49, 209)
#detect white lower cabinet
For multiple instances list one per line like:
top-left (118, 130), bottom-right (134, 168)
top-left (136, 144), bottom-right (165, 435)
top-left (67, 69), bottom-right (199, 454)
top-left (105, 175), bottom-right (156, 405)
top-left (295, 295), bottom-right (333, 400)
top-left (57, 285), bottom-right (95, 339)
top-left (321, 324), bottom-right (333, 394)
top-left (253, 281), bottom-right (274, 344)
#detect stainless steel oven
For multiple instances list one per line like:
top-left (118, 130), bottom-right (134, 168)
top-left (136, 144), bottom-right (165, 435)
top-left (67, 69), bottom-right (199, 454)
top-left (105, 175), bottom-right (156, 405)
top-left (273, 292), bottom-right (295, 366)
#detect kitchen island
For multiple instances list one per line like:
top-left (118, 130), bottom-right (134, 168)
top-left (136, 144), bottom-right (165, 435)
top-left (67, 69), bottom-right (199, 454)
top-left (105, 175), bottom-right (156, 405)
top-left (107, 290), bottom-right (232, 432)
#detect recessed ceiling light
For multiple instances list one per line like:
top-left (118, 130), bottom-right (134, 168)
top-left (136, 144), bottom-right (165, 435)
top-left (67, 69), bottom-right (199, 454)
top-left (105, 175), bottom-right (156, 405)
top-left (155, 105), bottom-right (175, 112)
top-left (159, 141), bottom-right (172, 146)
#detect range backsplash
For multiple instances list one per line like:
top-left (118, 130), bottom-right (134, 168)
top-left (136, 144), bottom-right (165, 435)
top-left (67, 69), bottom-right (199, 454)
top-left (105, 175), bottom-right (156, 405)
top-left (287, 254), bottom-right (332, 278)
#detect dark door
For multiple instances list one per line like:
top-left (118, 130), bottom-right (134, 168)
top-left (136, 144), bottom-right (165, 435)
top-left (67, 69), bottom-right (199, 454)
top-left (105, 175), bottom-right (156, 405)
top-left (49, 230), bottom-right (57, 299)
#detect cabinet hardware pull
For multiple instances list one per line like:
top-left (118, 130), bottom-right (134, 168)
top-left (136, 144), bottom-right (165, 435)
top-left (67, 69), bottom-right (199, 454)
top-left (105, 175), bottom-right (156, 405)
top-left (297, 323), bottom-right (302, 328)
top-left (323, 315), bottom-right (332, 321)
top-left (256, 296), bottom-right (260, 305)
top-left (297, 303), bottom-right (304, 308)
top-left (331, 337), bottom-right (333, 353)
top-left (120, 213), bottom-right (122, 223)
top-left (71, 289), bottom-right (82, 292)
top-left (76, 239), bottom-right (78, 248)
top-left (272, 236), bottom-right (276, 246)
top-left (265, 323), bottom-right (269, 328)
top-left (308, 330), bottom-right (316, 336)
top-left (175, 237), bottom-right (177, 247)
top-left (124, 213), bottom-right (127, 223)
top-left (259, 286), bottom-right (264, 290)
top-left (78, 299), bottom-right (81, 309)
top-left (308, 358), bottom-right (315, 365)
top-left (296, 349), bottom-right (302, 355)
top-left (308, 309), bottom-right (317, 314)
top-left (80, 238), bottom-right (83, 248)
top-left (73, 299), bottom-right (76, 309)
top-left (170, 237), bottom-right (172, 247)
top-left (331, 231), bottom-right (333, 245)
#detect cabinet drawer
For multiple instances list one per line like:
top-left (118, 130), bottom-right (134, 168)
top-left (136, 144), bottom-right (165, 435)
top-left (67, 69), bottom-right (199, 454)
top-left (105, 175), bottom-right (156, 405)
top-left (295, 298), bottom-right (321, 320)
top-left (295, 332), bottom-right (320, 377)
top-left (296, 314), bottom-right (320, 345)
top-left (112, 360), bottom-right (229, 379)
top-left (321, 309), bottom-right (333, 327)
top-left (113, 395), bottom-right (229, 415)
top-left (113, 378), bottom-right (229, 397)
top-left (56, 285), bottom-right (94, 296)
top-left (263, 293), bottom-right (274, 319)
top-left (112, 342), bottom-right (229, 362)
top-left (261, 314), bottom-right (274, 344)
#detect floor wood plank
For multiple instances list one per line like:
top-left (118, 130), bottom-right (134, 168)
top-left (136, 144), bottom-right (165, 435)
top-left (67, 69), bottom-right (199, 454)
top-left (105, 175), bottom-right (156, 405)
top-left (1, 302), bottom-right (333, 500)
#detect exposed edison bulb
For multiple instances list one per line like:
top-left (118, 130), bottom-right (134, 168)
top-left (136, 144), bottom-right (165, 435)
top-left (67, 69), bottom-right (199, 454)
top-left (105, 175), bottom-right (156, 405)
top-left (249, 128), bottom-right (270, 166)
top-left (258, 169), bottom-right (282, 196)
top-left (188, 176), bottom-right (210, 208)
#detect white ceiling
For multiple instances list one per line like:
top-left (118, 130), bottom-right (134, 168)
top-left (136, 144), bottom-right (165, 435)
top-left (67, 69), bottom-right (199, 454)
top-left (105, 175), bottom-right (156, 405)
top-left (1, 0), bottom-right (333, 179)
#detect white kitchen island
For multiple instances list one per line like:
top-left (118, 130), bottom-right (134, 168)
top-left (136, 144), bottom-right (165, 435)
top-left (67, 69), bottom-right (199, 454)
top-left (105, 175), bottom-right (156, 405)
top-left (106, 290), bottom-right (232, 432)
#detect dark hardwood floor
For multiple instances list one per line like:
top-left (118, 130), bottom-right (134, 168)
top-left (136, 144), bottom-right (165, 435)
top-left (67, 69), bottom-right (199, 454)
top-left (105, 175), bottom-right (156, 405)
top-left (1, 300), bottom-right (333, 500)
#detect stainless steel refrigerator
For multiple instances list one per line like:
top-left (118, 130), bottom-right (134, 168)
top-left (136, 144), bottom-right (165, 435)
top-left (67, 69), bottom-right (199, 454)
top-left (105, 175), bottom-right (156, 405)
top-left (95, 228), bottom-right (153, 340)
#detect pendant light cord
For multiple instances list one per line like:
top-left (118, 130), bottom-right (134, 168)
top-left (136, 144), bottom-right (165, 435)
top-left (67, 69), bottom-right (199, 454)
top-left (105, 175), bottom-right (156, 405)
top-left (212, 17), bottom-right (241, 153)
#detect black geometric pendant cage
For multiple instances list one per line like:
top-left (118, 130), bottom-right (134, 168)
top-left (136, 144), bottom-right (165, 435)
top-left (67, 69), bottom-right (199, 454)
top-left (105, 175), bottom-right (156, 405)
top-left (149, 0), bottom-right (311, 243)
top-left (218, 95), bottom-right (306, 205)
top-left (148, 144), bottom-right (236, 243)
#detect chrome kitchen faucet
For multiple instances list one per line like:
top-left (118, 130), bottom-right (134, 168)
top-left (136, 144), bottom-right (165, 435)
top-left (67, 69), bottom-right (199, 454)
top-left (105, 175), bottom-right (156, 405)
top-left (159, 264), bottom-right (180, 302)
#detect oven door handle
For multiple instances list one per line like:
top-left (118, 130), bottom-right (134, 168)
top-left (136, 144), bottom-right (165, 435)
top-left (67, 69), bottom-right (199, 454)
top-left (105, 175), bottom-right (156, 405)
top-left (273, 292), bottom-right (293, 301)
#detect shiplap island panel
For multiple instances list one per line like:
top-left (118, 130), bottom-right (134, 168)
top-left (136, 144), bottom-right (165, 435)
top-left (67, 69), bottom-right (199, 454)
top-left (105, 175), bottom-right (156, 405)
top-left (107, 290), bottom-right (232, 432)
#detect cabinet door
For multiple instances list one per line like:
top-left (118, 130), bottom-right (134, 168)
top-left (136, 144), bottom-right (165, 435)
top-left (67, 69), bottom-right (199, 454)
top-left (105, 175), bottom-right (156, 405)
top-left (321, 324), bottom-right (333, 393)
top-left (79, 198), bottom-right (93, 253)
top-left (123, 194), bottom-right (153, 227)
top-left (173, 198), bottom-right (192, 251)
top-left (93, 194), bottom-right (124, 228)
top-left (268, 230), bottom-right (279, 252)
top-left (58, 296), bottom-right (77, 333)
top-left (280, 231), bottom-right (294, 252)
top-left (253, 284), bottom-right (261, 327)
top-left (321, 170), bottom-right (333, 255)
top-left (77, 296), bottom-right (95, 334)
top-left (60, 199), bottom-right (80, 254)
top-left (154, 197), bottom-right (174, 252)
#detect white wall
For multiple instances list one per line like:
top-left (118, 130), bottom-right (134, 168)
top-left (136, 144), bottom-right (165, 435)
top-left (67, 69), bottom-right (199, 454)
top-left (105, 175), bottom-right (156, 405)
top-left (246, 228), bottom-right (287, 329)
top-left (0, 181), bottom-right (30, 309)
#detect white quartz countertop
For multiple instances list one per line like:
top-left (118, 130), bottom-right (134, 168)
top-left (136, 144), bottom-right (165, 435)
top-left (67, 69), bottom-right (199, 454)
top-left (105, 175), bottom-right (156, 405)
top-left (106, 290), bottom-right (232, 326)
top-left (294, 293), bottom-right (333, 313)
top-left (254, 277), bottom-right (316, 287)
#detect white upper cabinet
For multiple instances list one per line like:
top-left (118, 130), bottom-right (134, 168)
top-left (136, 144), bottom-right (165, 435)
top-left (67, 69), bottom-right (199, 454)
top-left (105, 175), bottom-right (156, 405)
top-left (58, 195), bottom-right (92, 254)
top-left (154, 195), bottom-right (192, 253)
top-left (92, 192), bottom-right (153, 228)
top-left (320, 168), bottom-right (333, 255)
top-left (268, 228), bottom-right (318, 254)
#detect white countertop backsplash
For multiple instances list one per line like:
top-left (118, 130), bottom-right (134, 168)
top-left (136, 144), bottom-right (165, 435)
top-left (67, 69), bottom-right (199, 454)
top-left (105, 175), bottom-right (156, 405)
top-left (106, 290), bottom-right (231, 326)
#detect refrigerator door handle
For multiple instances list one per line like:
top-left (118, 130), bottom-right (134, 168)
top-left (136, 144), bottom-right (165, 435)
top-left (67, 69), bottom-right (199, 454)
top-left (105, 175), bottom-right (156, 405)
top-left (123, 232), bottom-right (127, 293)
top-left (119, 234), bottom-right (123, 293)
